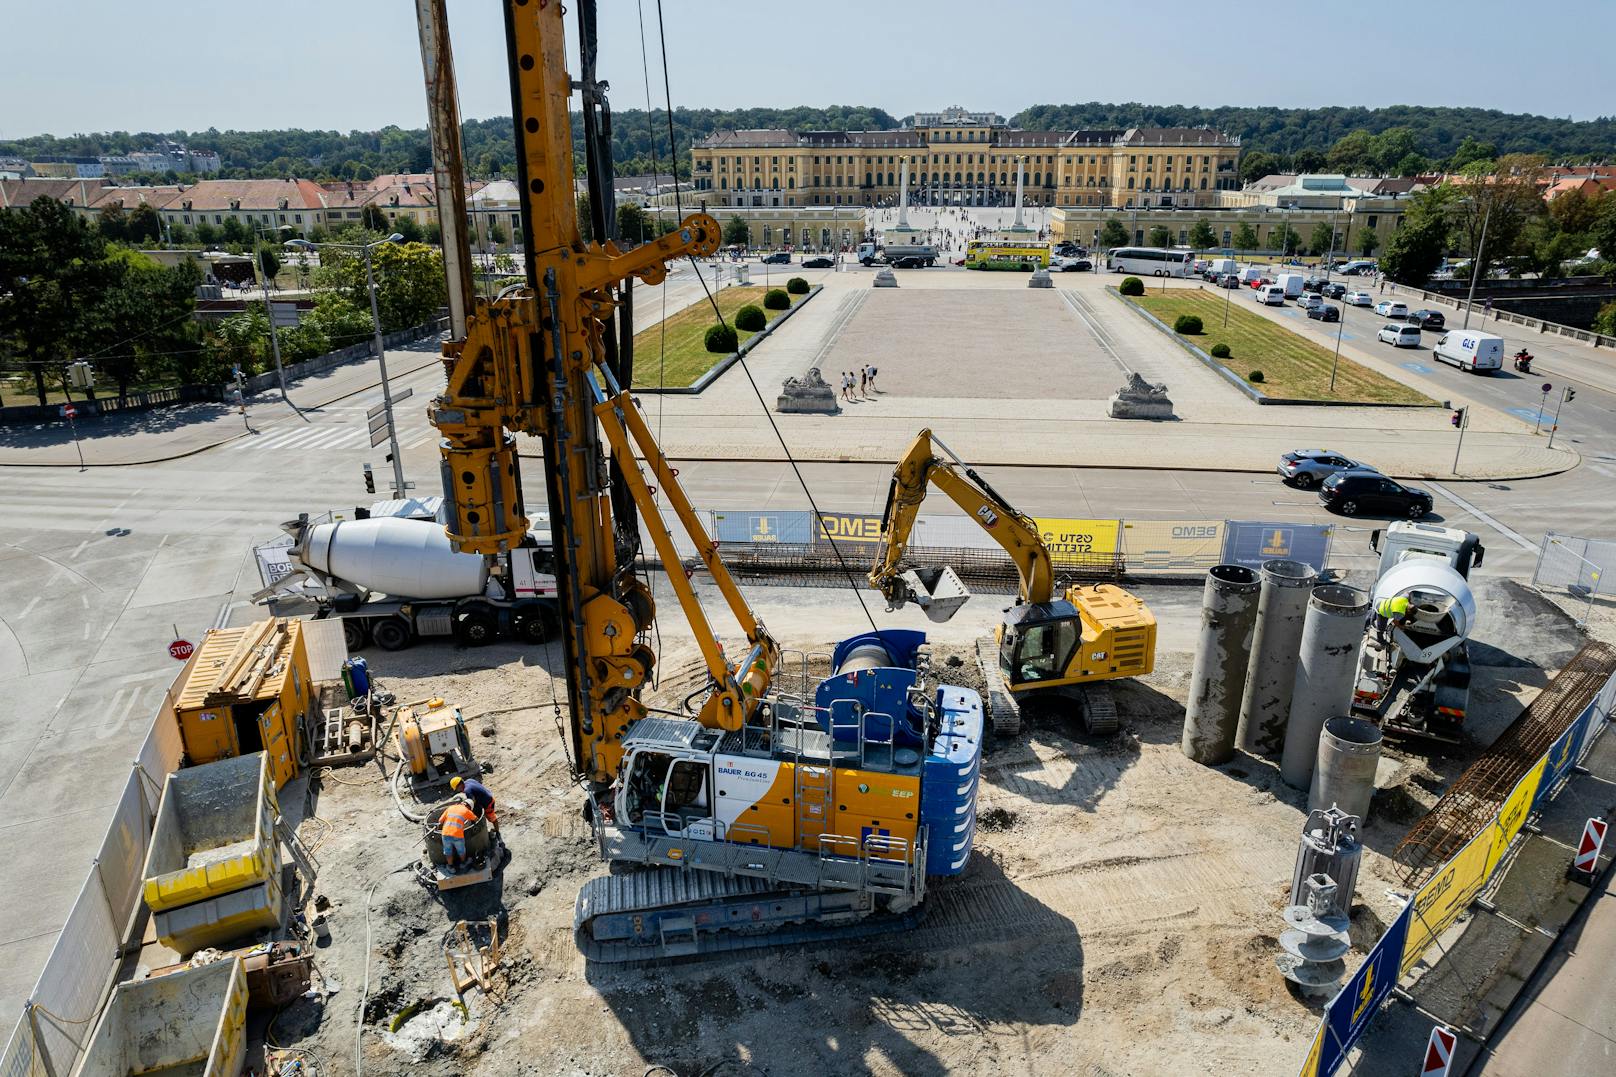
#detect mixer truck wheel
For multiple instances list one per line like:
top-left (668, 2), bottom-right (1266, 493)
top-left (342, 619), bottom-right (370, 652)
top-left (454, 603), bottom-right (497, 647)
top-left (372, 616), bottom-right (414, 652)
top-left (515, 605), bottom-right (553, 644)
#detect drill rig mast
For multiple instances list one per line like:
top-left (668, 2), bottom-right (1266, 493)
top-left (414, 1), bottom-right (982, 961)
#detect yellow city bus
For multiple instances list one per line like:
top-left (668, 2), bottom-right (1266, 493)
top-left (963, 240), bottom-right (1050, 271)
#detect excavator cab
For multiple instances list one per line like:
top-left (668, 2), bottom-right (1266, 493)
top-left (1000, 602), bottom-right (1083, 686)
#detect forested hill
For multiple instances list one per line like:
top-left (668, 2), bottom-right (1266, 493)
top-left (4, 102), bottom-right (1609, 183)
top-left (1015, 102), bottom-right (1616, 163)
top-left (0, 106), bottom-right (898, 182)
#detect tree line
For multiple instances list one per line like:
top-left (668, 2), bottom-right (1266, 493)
top-left (0, 198), bottom-right (447, 408)
top-left (9, 101), bottom-right (1607, 186)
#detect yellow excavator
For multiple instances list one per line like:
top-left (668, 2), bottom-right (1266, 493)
top-left (412, 0), bottom-right (983, 960)
top-left (868, 429), bottom-right (1158, 736)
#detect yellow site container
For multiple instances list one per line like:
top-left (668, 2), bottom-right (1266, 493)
top-left (142, 752), bottom-right (280, 916)
top-left (72, 957), bottom-right (247, 1077)
top-left (172, 617), bottom-right (313, 789)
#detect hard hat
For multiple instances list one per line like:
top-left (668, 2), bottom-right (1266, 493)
top-left (450, 776), bottom-right (463, 790)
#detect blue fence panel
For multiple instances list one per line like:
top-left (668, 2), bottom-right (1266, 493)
top-left (709, 510), bottom-right (815, 545)
top-left (1532, 700), bottom-right (1599, 812)
top-left (1222, 521), bottom-right (1333, 572)
top-left (1315, 899), bottom-right (1413, 1077)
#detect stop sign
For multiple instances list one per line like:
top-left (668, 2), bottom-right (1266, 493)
top-left (168, 639), bottom-right (194, 661)
top-left (61, 404), bottom-right (76, 419)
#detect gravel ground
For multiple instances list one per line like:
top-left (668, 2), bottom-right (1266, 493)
top-left (258, 580), bottom-right (1590, 1076)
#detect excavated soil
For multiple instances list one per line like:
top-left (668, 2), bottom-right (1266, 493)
top-left (270, 617), bottom-right (1553, 1077)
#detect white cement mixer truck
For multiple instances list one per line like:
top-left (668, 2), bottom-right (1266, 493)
top-left (255, 502), bottom-right (557, 653)
top-left (1353, 522), bottom-right (1485, 741)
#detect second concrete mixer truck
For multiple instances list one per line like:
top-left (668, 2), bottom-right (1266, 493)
top-left (1353, 521), bottom-right (1484, 741)
top-left (255, 503), bottom-right (558, 652)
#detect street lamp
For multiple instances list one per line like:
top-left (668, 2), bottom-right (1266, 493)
top-left (253, 224), bottom-right (294, 405)
top-left (286, 233), bottom-right (407, 498)
top-left (1462, 200), bottom-right (1492, 330)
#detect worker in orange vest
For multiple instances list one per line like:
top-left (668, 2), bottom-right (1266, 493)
top-left (440, 797), bottom-right (480, 872)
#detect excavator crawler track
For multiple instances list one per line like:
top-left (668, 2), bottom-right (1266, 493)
top-left (1078, 682), bottom-right (1119, 736)
top-left (975, 637), bottom-right (1022, 736)
top-left (574, 870), bottom-right (923, 963)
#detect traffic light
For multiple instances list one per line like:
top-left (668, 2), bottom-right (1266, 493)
top-left (1451, 407), bottom-right (1466, 428)
top-left (1565, 387), bottom-right (1576, 403)
top-left (363, 463), bottom-right (375, 494)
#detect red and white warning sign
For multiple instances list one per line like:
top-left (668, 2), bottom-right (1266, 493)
top-left (1420, 1024), bottom-right (1457, 1077)
top-left (1574, 816), bottom-right (1608, 874)
top-left (168, 639), bottom-right (195, 662)
top-left (60, 403), bottom-right (76, 419)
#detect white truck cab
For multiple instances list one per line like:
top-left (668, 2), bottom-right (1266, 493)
top-left (1369, 520), bottom-right (1485, 579)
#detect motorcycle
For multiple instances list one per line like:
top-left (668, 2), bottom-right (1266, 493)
top-left (1513, 349), bottom-right (1533, 373)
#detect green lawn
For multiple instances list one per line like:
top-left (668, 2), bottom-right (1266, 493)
top-left (630, 285), bottom-right (806, 389)
top-left (1133, 291), bottom-right (1434, 405)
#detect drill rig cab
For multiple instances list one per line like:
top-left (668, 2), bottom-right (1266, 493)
top-left (870, 429), bottom-right (1158, 735)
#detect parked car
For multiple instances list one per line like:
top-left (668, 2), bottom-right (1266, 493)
top-left (1219, 273), bottom-right (1241, 289)
top-left (1319, 471), bottom-right (1432, 518)
top-left (1378, 323), bottom-right (1424, 347)
top-left (1322, 282), bottom-right (1347, 299)
top-left (801, 256), bottom-right (834, 268)
top-left (1346, 290), bottom-right (1375, 307)
top-left (1408, 309), bottom-right (1446, 330)
top-left (1277, 449), bottom-right (1377, 489)
top-left (1051, 255), bottom-right (1092, 272)
top-left (1297, 293), bottom-right (1323, 311)
top-left (1375, 300), bottom-right (1409, 318)
top-left (1306, 303), bottom-right (1341, 322)
top-left (761, 252), bottom-right (791, 265)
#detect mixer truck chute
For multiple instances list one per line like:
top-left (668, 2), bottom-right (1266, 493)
top-left (254, 510), bottom-right (557, 653)
top-left (1353, 522), bottom-right (1483, 741)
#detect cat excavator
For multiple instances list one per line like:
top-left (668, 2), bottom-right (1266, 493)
top-left (868, 429), bottom-right (1158, 736)
top-left (412, 1), bottom-right (981, 960)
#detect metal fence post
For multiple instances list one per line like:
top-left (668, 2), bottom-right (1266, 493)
top-left (1531, 533), bottom-right (1552, 588)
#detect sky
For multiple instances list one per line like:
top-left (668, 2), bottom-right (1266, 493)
top-left (2, 1), bottom-right (1609, 138)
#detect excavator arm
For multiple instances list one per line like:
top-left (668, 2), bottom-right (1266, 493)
top-left (416, 0), bottom-right (774, 789)
top-left (869, 429), bottom-right (1056, 618)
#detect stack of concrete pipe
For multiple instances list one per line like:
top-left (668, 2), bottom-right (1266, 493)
top-left (1181, 564), bottom-right (1262, 765)
top-left (1280, 584), bottom-right (1372, 791)
top-left (1236, 560), bottom-right (1317, 758)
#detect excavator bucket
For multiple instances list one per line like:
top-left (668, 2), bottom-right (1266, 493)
top-left (901, 567), bottom-right (971, 623)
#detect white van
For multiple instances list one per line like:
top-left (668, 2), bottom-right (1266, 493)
top-left (1205, 257), bottom-right (1238, 278)
top-left (1240, 267), bottom-right (1264, 284)
top-left (1276, 273), bottom-right (1305, 298)
top-left (1433, 329), bottom-right (1505, 373)
top-left (1256, 284), bottom-right (1286, 306)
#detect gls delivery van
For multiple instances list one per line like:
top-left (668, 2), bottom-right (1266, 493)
top-left (1433, 329), bottom-right (1505, 372)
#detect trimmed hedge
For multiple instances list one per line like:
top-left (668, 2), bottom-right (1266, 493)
top-left (1248, 369), bottom-right (1265, 383)
top-left (704, 323), bottom-right (738, 353)
top-left (734, 304), bottom-right (766, 332)
top-left (1173, 314), bottom-right (1203, 335)
top-left (763, 288), bottom-right (791, 310)
top-left (786, 276), bottom-right (809, 294)
top-left (1210, 343), bottom-right (1231, 358)
top-left (1119, 276), bottom-right (1145, 296)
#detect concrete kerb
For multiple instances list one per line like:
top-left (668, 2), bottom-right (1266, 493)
top-left (1108, 286), bottom-right (1440, 409)
top-left (638, 284), bottom-right (823, 395)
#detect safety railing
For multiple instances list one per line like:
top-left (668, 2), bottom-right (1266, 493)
top-left (816, 832), bottom-right (919, 897)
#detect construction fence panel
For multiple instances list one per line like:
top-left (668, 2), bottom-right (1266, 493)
top-left (1119, 519), bottom-right (1225, 574)
top-left (709, 509), bottom-right (816, 546)
top-left (24, 847), bottom-right (124, 1075)
top-left (1031, 518), bottom-right (1122, 558)
top-left (1309, 899), bottom-right (1414, 1077)
top-left (91, 769), bottom-right (155, 943)
top-left (1222, 521), bottom-right (1334, 573)
top-left (1531, 532), bottom-right (1610, 598)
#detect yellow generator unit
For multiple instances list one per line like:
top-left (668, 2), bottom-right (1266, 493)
top-left (394, 699), bottom-right (474, 784)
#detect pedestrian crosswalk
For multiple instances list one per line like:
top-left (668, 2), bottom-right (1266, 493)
top-left (221, 421), bottom-right (444, 455)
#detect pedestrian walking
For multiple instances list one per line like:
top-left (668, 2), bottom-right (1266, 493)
top-left (867, 364), bottom-right (878, 393)
top-left (859, 366), bottom-right (869, 399)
